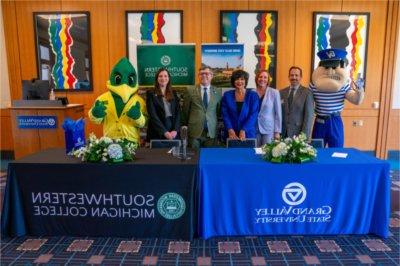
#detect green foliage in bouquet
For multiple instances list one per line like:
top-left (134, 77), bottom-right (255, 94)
top-left (262, 133), bottom-right (317, 163)
top-left (71, 133), bottom-right (137, 163)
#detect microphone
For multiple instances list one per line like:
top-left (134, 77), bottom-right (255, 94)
top-left (181, 126), bottom-right (188, 160)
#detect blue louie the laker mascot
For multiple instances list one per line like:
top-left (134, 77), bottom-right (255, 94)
top-left (310, 48), bottom-right (364, 147)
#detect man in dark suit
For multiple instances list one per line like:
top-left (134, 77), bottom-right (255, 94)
top-left (182, 67), bottom-right (222, 148)
top-left (280, 66), bottom-right (314, 139)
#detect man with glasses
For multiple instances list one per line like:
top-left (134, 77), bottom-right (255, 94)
top-left (310, 48), bottom-right (364, 147)
top-left (182, 67), bottom-right (222, 148)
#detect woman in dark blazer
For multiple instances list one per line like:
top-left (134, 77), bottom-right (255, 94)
top-left (146, 68), bottom-right (180, 141)
top-left (221, 69), bottom-right (259, 140)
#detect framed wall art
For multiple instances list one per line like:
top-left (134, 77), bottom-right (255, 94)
top-left (126, 11), bottom-right (183, 70)
top-left (312, 12), bottom-right (369, 84)
top-left (220, 11), bottom-right (278, 88)
top-left (34, 12), bottom-right (92, 91)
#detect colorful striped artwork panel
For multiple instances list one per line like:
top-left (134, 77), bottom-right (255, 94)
top-left (221, 11), bottom-right (277, 88)
top-left (48, 15), bottom-right (77, 89)
top-left (313, 13), bottom-right (369, 83)
top-left (126, 11), bottom-right (182, 71)
top-left (34, 12), bottom-right (92, 91)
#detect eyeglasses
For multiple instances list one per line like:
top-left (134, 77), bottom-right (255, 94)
top-left (199, 72), bottom-right (212, 76)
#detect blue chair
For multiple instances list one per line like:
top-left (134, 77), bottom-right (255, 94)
top-left (150, 139), bottom-right (181, 149)
top-left (226, 138), bottom-right (256, 148)
top-left (311, 138), bottom-right (324, 148)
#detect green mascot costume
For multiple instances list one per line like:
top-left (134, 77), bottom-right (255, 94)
top-left (89, 57), bottom-right (146, 143)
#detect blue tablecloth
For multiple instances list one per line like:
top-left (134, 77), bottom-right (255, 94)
top-left (198, 148), bottom-right (390, 238)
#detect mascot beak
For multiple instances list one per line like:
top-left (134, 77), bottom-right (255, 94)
top-left (107, 81), bottom-right (138, 103)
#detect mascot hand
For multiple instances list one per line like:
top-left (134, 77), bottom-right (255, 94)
top-left (127, 102), bottom-right (142, 120)
top-left (354, 77), bottom-right (365, 91)
top-left (91, 100), bottom-right (107, 118)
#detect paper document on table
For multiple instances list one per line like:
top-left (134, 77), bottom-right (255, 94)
top-left (254, 148), bottom-right (264, 155)
top-left (392, 181), bottom-right (400, 187)
top-left (332, 152), bottom-right (348, 158)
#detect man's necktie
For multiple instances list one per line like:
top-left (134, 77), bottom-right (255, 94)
top-left (202, 88), bottom-right (209, 132)
top-left (203, 87), bottom-right (208, 109)
top-left (288, 88), bottom-right (294, 108)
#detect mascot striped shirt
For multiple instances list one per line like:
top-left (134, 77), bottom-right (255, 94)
top-left (309, 83), bottom-right (350, 116)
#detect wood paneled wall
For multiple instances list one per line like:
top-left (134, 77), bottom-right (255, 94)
top-left (0, 108), bottom-right (13, 151)
top-left (1, 0), bottom-right (398, 156)
top-left (388, 2), bottom-right (400, 152)
top-left (388, 110), bottom-right (400, 151)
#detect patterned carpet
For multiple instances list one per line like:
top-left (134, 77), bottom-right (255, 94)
top-left (0, 170), bottom-right (399, 265)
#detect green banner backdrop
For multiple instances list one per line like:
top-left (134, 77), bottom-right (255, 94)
top-left (137, 44), bottom-right (195, 86)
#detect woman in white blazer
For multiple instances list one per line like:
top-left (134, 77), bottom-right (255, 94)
top-left (254, 70), bottom-right (282, 146)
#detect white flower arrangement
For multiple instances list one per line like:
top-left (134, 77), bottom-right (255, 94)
top-left (71, 133), bottom-right (137, 163)
top-left (262, 133), bottom-right (317, 163)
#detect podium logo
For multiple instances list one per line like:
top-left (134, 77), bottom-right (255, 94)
top-left (157, 192), bottom-right (185, 219)
top-left (47, 118), bottom-right (56, 126)
top-left (161, 55), bottom-right (171, 66)
top-left (282, 182), bottom-right (307, 206)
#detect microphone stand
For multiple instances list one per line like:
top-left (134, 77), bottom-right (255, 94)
top-left (182, 138), bottom-right (187, 161)
top-left (179, 126), bottom-right (190, 161)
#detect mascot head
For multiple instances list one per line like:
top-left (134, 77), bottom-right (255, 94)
top-left (107, 57), bottom-right (138, 103)
top-left (311, 48), bottom-right (348, 92)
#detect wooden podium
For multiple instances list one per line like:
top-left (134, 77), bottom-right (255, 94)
top-left (10, 101), bottom-right (84, 159)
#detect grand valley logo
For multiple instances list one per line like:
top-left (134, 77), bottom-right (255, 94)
top-left (254, 181), bottom-right (333, 224)
top-left (47, 118), bottom-right (56, 126)
top-left (157, 193), bottom-right (185, 220)
top-left (282, 182), bottom-right (307, 206)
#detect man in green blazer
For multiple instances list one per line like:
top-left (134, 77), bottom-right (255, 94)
top-left (183, 67), bottom-right (222, 148)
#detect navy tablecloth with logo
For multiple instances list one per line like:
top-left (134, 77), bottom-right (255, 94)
top-left (198, 148), bottom-right (390, 238)
top-left (1, 148), bottom-right (197, 239)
